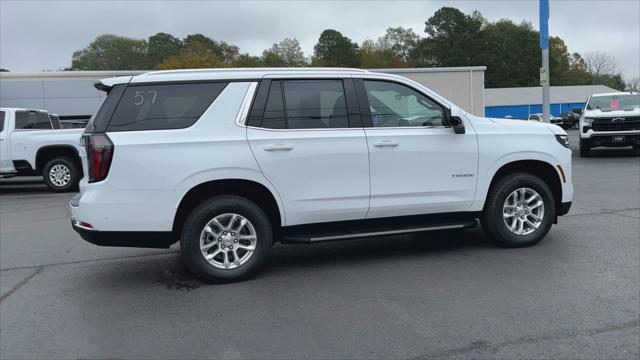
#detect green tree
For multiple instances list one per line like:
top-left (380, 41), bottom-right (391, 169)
top-left (378, 27), bottom-right (419, 63)
top-left (71, 34), bottom-right (150, 70)
top-left (421, 7), bottom-right (484, 67)
top-left (262, 38), bottom-right (307, 67)
top-left (148, 32), bottom-right (183, 67)
top-left (312, 29), bottom-right (360, 67)
top-left (234, 53), bottom-right (263, 67)
top-left (359, 39), bottom-right (396, 68)
top-left (183, 34), bottom-right (240, 64)
top-left (155, 41), bottom-right (227, 70)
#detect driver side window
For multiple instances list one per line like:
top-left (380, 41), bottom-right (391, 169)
top-left (363, 80), bottom-right (445, 127)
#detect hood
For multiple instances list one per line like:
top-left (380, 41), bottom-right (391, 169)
top-left (583, 107), bottom-right (640, 118)
top-left (488, 117), bottom-right (567, 135)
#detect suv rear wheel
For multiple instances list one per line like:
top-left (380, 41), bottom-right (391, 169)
top-left (42, 157), bottom-right (80, 192)
top-left (180, 195), bottom-right (273, 283)
top-left (481, 173), bottom-right (555, 247)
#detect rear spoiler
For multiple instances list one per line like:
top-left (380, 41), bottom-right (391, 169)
top-left (94, 76), bottom-right (133, 92)
top-left (94, 81), bottom-right (111, 92)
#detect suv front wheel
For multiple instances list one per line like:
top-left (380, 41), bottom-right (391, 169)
top-left (481, 173), bottom-right (555, 247)
top-left (180, 195), bottom-right (273, 283)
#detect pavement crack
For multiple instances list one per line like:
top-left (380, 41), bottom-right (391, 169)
top-left (408, 319), bottom-right (640, 359)
top-left (0, 266), bottom-right (43, 303)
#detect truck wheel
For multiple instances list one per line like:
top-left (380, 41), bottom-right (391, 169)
top-left (180, 195), bottom-right (273, 283)
top-left (633, 144), bottom-right (640, 156)
top-left (42, 157), bottom-right (80, 192)
top-left (579, 140), bottom-right (591, 157)
top-left (481, 173), bottom-right (555, 248)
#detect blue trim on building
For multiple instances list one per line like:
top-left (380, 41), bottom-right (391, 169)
top-left (485, 103), bottom-right (585, 119)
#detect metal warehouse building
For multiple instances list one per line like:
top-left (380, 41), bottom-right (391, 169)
top-left (0, 67), bottom-right (487, 120)
top-left (484, 85), bottom-right (619, 119)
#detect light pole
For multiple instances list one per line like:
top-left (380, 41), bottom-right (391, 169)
top-left (540, 0), bottom-right (550, 123)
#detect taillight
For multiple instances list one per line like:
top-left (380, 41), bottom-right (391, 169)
top-left (81, 133), bottom-right (114, 183)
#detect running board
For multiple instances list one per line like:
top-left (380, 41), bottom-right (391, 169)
top-left (281, 220), bottom-right (478, 244)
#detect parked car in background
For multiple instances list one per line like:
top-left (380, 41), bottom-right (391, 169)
top-left (0, 108), bottom-right (84, 191)
top-left (528, 113), bottom-right (563, 125)
top-left (579, 92), bottom-right (640, 157)
top-left (70, 68), bottom-right (573, 283)
top-left (559, 112), bottom-right (579, 129)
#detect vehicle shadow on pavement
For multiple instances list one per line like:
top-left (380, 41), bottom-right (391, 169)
top-left (584, 148), bottom-right (638, 158)
top-left (0, 177), bottom-right (50, 194)
top-left (80, 228), bottom-right (493, 288)
top-left (260, 228), bottom-right (492, 278)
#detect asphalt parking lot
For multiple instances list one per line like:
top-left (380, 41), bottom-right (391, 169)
top-left (1, 129), bottom-right (638, 359)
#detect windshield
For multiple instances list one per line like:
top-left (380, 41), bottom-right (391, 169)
top-left (587, 94), bottom-right (640, 112)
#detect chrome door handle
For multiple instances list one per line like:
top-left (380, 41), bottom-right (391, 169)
top-left (264, 144), bottom-right (294, 151)
top-left (373, 140), bottom-right (399, 147)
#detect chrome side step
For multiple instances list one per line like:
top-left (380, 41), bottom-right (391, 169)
top-left (282, 220), bottom-right (477, 243)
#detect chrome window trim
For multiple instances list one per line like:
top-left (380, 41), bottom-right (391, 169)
top-left (235, 82), bottom-right (258, 127)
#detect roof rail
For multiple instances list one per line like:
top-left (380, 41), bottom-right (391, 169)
top-left (142, 67), bottom-right (369, 76)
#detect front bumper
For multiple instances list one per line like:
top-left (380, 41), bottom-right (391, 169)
top-left (581, 132), bottom-right (640, 147)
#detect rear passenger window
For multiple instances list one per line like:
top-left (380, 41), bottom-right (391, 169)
top-left (14, 111), bottom-right (53, 130)
top-left (0, 112), bottom-right (5, 131)
top-left (108, 82), bottom-right (227, 131)
top-left (283, 80), bottom-right (348, 129)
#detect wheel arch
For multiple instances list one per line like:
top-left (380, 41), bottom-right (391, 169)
top-left (172, 179), bottom-right (284, 239)
top-left (484, 160), bottom-right (563, 221)
top-left (35, 145), bottom-right (82, 174)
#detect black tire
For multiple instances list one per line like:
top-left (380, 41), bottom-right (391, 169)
top-left (633, 144), bottom-right (640, 156)
top-left (180, 195), bottom-right (273, 283)
top-left (579, 140), bottom-right (591, 157)
top-left (481, 173), bottom-right (555, 248)
top-left (42, 157), bottom-right (80, 192)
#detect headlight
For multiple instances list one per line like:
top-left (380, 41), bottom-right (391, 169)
top-left (582, 117), bottom-right (594, 126)
top-left (555, 135), bottom-right (570, 148)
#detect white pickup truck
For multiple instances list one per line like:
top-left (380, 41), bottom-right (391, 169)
top-left (0, 108), bottom-right (83, 191)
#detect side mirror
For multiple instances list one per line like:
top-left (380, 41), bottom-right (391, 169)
top-left (451, 116), bottom-right (466, 134)
top-left (572, 108), bottom-right (583, 115)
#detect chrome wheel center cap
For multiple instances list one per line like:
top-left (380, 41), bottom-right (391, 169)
top-left (221, 233), bottom-right (235, 246)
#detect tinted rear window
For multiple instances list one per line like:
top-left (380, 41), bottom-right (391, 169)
top-left (85, 84), bottom-right (126, 133)
top-left (0, 111), bottom-right (5, 131)
top-left (15, 111), bottom-right (52, 130)
top-left (107, 82), bottom-right (227, 131)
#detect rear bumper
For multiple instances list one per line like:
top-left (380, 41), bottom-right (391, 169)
top-left (71, 219), bottom-right (175, 248)
top-left (559, 201), bottom-right (572, 216)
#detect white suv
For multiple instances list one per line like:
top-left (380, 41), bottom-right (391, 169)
top-left (70, 68), bottom-right (573, 282)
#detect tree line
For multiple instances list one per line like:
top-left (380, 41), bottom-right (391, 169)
top-left (69, 7), bottom-right (633, 90)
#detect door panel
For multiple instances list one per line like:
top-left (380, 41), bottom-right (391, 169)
top-left (246, 78), bottom-right (370, 226)
top-left (365, 127), bottom-right (478, 218)
top-left (247, 128), bottom-right (370, 225)
top-left (355, 79), bottom-right (479, 219)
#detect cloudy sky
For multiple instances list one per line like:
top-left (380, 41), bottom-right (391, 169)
top-left (1, 0), bottom-right (638, 79)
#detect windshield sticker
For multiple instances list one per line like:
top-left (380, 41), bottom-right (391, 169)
top-left (610, 98), bottom-right (619, 110)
